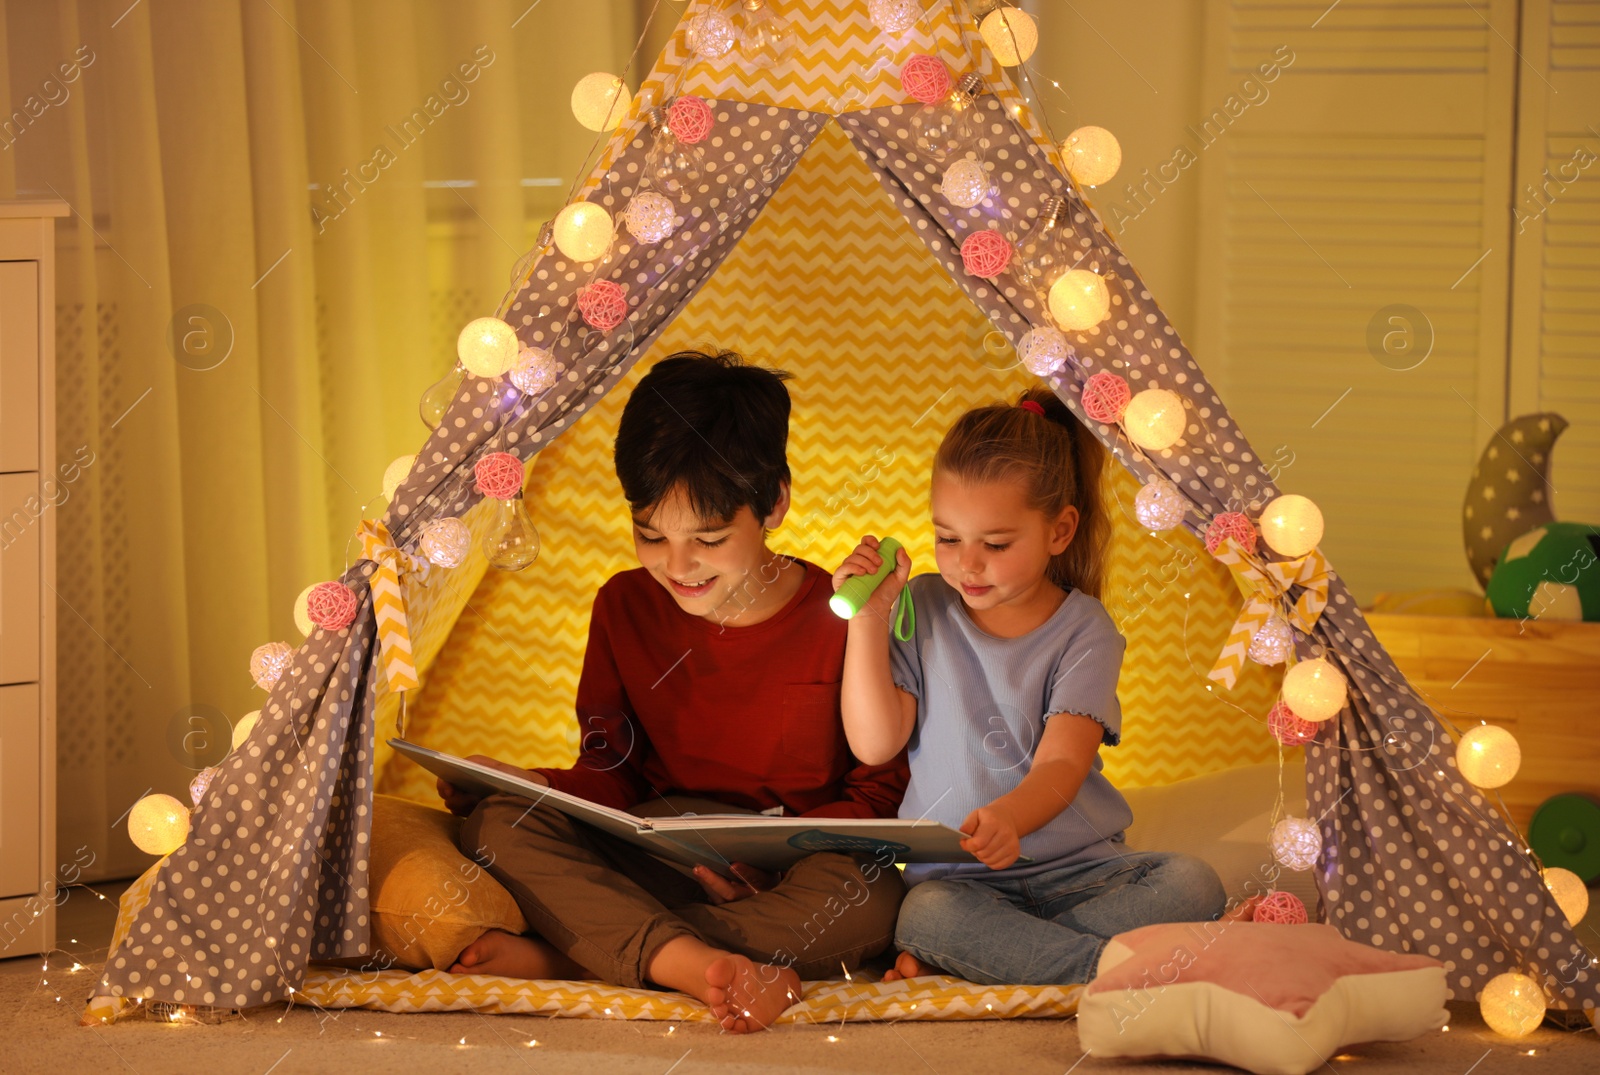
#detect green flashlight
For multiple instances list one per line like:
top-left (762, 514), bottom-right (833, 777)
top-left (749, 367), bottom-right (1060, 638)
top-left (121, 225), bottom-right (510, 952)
top-left (829, 537), bottom-right (915, 640)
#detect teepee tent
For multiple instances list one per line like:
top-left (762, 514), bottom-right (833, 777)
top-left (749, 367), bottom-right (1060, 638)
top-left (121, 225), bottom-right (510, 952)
top-left (89, 0), bottom-right (1596, 1024)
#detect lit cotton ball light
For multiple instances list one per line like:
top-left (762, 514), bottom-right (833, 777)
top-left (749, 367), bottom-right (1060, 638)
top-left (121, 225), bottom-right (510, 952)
top-left (552, 201), bottom-right (613, 263)
top-left (129, 794), bottom-right (191, 857)
top-left (624, 191), bottom-right (676, 244)
top-left (249, 642), bottom-right (292, 690)
top-left (941, 158), bottom-right (990, 208)
top-left (1248, 615), bottom-right (1295, 666)
top-left (510, 346), bottom-right (558, 397)
top-left (456, 317), bottom-right (519, 378)
top-left (232, 710), bottom-right (260, 751)
top-left (979, 6), bottom-right (1037, 66)
top-left (1478, 972), bottom-right (1546, 1039)
top-left (1281, 657), bottom-right (1347, 722)
top-left (1542, 867), bottom-right (1589, 927)
top-left (1260, 493), bottom-right (1325, 558)
top-left (1270, 817), bottom-right (1321, 871)
top-left (293, 583), bottom-right (317, 637)
top-left (420, 517), bottom-right (472, 568)
top-left (1062, 126), bottom-right (1121, 187)
top-left (381, 454), bottom-right (416, 501)
top-left (570, 72), bottom-right (631, 132)
top-left (1018, 326), bottom-right (1072, 376)
top-left (1048, 269), bottom-right (1110, 331)
top-left (1123, 388), bottom-right (1185, 451)
top-left (1456, 724), bottom-right (1521, 789)
top-left (867, 0), bottom-right (920, 33)
top-left (1134, 478), bottom-right (1187, 531)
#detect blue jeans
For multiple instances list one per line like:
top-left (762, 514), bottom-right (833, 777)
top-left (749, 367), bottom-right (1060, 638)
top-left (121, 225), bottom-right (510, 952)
top-left (894, 851), bottom-right (1227, 985)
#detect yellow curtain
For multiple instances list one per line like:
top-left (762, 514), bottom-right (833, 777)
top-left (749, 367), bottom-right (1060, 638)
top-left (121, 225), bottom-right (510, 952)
top-left (0, 0), bottom-right (658, 881)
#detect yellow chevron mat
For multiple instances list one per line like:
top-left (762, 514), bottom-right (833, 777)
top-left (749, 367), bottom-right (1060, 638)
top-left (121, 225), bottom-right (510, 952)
top-left (374, 119), bottom-right (1279, 805)
top-left (85, 862), bottom-right (1079, 1025)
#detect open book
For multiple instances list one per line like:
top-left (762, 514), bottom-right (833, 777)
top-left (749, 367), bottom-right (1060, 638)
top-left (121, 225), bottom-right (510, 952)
top-left (389, 739), bottom-right (976, 872)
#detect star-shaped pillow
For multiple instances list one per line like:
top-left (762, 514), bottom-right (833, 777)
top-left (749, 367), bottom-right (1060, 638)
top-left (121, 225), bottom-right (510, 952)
top-left (1077, 922), bottom-right (1446, 1075)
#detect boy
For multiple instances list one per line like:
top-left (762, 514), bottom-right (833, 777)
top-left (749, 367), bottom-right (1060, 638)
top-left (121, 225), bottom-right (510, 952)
top-left (437, 350), bottom-right (909, 1032)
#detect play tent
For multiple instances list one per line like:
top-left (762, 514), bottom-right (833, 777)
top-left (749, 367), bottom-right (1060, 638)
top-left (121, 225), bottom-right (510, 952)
top-left (89, 0), bottom-right (1597, 1022)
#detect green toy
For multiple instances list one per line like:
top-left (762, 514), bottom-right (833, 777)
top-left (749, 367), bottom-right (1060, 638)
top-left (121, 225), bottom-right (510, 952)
top-left (1528, 794), bottom-right (1600, 883)
top-left (1485, 522), bottom-right (1600, 622)
top-left (829, 536), bottom-right (915, 641)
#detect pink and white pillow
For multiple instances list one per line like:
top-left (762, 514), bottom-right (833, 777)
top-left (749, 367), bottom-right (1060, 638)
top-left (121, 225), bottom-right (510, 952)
top-left (1077, 922), bottom-right (1447, 1075)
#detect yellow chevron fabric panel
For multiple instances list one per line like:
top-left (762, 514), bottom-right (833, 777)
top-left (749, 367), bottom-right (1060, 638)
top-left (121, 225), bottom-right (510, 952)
top-left (379, 121), bottom-right (1279, 807)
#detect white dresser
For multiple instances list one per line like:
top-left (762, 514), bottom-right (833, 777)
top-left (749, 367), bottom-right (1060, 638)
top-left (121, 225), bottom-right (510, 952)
top-left (0, 200), bottom-right (65, 959)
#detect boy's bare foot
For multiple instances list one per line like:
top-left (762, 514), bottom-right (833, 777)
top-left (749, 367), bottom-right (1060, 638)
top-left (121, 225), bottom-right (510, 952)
top-left (1220, 894), bottom-right (1265, 923)
top-left (447, 928), bottom-right (587, 980)
top-left (881, 951), bottom-right (941, 981)
top-left (646, 936), bottom-right (799, 1033)
top-left (704, 954), bottom-right (802, 1033)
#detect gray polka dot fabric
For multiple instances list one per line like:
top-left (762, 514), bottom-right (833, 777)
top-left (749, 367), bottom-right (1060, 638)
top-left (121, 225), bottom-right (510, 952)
top-left (95, 85), bottom-right (1595, 1019)
top-left (1462, 412), bottom-right (1566, 589)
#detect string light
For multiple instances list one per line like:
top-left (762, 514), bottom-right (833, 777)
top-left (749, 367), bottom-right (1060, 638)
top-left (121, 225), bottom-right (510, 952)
top-left (1479, 972), bottom-right (1545, 1038)
top-left (1260, 494), bottom-right (1325, 558)
top-left (1281, 657), bottom-right (1347, 721)
top-left (455, 317), bottom-right (520, 378)
top-left (1047, 269), bottom-right (1111, 331)
top-left (569, 72), bottom-right (631, 132)
top-left (1122, 388), bottom-right (1185, 451)
top-left (552, 202), bottom-right (614, 263)
top-left (979, 6), bottom-right (1037, 66)
top-left (1456, 725), bottom-right (1521, 789)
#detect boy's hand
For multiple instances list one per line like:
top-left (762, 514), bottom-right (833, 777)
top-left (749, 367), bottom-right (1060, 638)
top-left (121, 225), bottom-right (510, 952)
top-left (691, 862), bottom-right (779, 905)
top-left (831, 536), bottom-right (912, 625)
top-left (435, 754), bottom-right (548, 817)
top-left (960, 804), bottom-right (1021, 870)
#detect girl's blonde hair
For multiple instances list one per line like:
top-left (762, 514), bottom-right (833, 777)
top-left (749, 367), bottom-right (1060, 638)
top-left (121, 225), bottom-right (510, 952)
top-left (932, 385), bottom-right (1111, 599)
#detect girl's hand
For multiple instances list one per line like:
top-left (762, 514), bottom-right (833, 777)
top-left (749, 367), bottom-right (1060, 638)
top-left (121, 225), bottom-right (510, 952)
top-left (831, 536), bottom-right (912, 625)
top-left (960, 804), bottom-right (1021, 870)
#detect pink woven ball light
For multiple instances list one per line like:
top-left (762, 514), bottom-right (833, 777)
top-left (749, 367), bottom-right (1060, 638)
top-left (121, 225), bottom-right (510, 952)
top-left (1268, 701), bottom-right (1320, 747)
top-left (667, 95), bottom-right (714, 144)
top-left (1205, 511), bottom-right (1258, 556)
top-left (1081, 371), bottom-right (1131, 424)
top-left (1253, 890), bottom-right (1309, 925)
top-left (900, 54), bottom-right (952, 104)
top-left (474, 452), bottom-right (524, 500)
top-left (577, 280), bottom-right (627, 331)
top-left (961, 230), bottom-right (1012, 278)
top-left (306, 582), bottom-right (358, 631)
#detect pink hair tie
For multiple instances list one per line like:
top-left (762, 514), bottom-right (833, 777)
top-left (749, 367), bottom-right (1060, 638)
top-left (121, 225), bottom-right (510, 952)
top-left (1018, 400), bottom-right (1046, 416)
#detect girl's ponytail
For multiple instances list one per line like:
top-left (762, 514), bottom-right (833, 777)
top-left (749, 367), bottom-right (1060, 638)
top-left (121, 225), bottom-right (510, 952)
top-left (1021, 387), bottom-right (1109, 600)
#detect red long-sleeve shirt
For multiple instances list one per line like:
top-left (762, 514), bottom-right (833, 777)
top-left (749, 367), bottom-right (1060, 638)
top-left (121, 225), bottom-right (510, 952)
top-left (533, 558), bottom-right (908, 818)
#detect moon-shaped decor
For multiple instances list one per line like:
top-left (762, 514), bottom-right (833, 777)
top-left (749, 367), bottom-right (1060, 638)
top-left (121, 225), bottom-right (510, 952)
top-left (1463, 412), bottom-right (1566, 589)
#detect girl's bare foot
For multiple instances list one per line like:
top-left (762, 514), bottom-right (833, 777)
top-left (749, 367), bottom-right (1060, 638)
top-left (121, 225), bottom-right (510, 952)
top-left (704, 954), bottom-right (802, 1033)
top-left (881, 951), bottom-right (941, 981)
top-left (447, 928), bottom-right (588, 980)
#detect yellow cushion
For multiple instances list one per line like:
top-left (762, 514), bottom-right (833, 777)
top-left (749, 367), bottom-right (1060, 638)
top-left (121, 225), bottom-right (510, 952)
top-left (361, 794), bottom-right (527, 972)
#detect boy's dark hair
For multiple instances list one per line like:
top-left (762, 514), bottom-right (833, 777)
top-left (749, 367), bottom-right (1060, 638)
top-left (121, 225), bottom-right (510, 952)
top-left (615, 349), bottom-right (794, 527)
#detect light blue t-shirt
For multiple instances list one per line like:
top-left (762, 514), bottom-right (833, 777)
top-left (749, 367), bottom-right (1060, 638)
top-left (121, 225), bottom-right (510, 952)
top-left (889, 573), bottom-right (1134, 886)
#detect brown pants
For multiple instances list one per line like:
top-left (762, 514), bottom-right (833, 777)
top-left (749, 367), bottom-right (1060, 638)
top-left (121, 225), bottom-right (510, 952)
top-left (459, 793), bottom-right (905, 988)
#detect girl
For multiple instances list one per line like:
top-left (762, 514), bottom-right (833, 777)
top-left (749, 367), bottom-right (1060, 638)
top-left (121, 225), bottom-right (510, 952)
top-left (832, 387), bottom-right (1228, 985)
